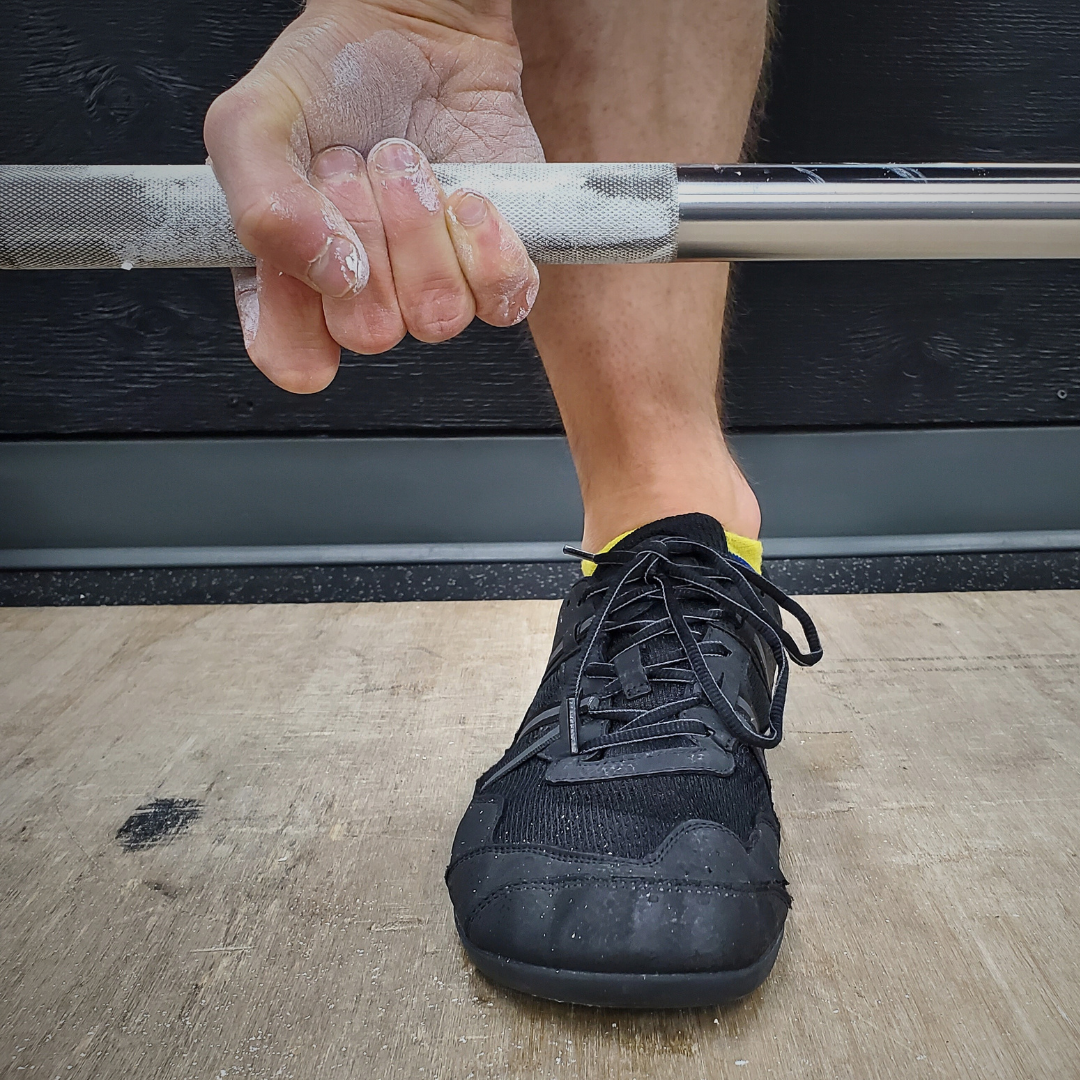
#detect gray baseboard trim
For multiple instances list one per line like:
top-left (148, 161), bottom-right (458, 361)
top-left (764, 529), bottom-right (1080, 559)
top-left (0, 541), bottom-right (575, 570)
top-left (2, 428), bottom-right (1079, 581)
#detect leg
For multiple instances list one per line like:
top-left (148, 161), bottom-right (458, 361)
top-left (447, 2), bottom-right (824, 1010)
top-left (513, 0), bottom-right (769, 549)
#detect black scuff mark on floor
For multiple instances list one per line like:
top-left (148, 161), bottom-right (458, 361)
top-left (116, 798), bottom-right (201, 851)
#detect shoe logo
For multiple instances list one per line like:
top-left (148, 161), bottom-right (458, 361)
top-left (544, 735), bottom-right (736, 783)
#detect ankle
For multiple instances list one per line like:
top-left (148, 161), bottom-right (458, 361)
top-left (721, 458), bottom-right (762, 538)
top-left (580, 458), bottom-right (761, 551)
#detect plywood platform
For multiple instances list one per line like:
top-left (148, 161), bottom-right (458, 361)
top-left (2, 593), bottom-right (1079, 1079)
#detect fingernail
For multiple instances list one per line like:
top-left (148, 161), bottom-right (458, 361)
top-left (311, 146), bottom-right (360, 182)
top-left (512, 268), bottom-right (540, 324)
top-left (307, 235), bottom-right (365, 297)
top-left (369, 139), bottom-right (419, 176)
top-left (451, 190), bottom-right (488, 228)
top-left (236, 285), bottom-right (259, 347)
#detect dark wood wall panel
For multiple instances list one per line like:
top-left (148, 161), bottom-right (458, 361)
top-left (757, 0), bottom-right (1080, 163)
top-left (1, 0), bottom-right (288, 165)
top-left (0, 272), bottom-right (557, 437)
top-left (2, 0), bottom-right (1080, 437)
top-left (721, 0), bottom-right (1080, 432)
top-left (724, 262), bottom-right (1080, 430)
top-left (4, 264), bottom-right (1080, 437)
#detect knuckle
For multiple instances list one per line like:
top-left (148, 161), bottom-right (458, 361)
top-left (350, 329), bottom-right (407, 355)
top-left (233, 191), bottom-right (299, 255)
top-left (478, 267), bottom-right (539, 327)
top-left (406, 285), bottom-right (473, 342)
top-left (203, 88), bottom-right (246, 148)
top-left (325, 295), bottom-right (406, 355)
top-left (472, 249), bottom-right (531, 295)
top-left (344, 318), bottom-right (407, 356)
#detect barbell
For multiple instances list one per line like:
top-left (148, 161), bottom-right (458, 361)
top-left (3, 162), bottom-right (1080, 269)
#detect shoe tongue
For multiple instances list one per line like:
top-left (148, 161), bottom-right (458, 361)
top-left (609, 513), bottom-right (730, 559)
top-left (587, 514), bottom-right (732, 730)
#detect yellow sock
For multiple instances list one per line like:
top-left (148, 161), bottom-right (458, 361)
top-left (581, 529), bottom-right (762, 576)
top-left (581, 531), bottom-right (633, 576)
top-left (725, 532), bottom-right (763, 574)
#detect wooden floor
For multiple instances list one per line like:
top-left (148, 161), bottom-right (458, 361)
top-left (2, 593), bottom-right (1079, 1080)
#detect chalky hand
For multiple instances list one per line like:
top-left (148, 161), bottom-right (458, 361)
top-left (204, 0), bottom-right (542, 392)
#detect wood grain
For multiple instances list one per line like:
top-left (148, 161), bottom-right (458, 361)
top-left (759, 0), bottom-right (1080, 163)
top-left (724, 261), bottom-right (1080, 431)
top-left (2, 593), bottom-right (1079, 1078)
top-left (0, 273), bottom-right (559, 438)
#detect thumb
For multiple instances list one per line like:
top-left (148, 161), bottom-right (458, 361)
top-left (204, 79), bottom-right (370, 298)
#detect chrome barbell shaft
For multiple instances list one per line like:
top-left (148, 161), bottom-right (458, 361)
top-left (676, 165), bottom-right (1080, 260)
top-left (3, 162), bottom-right (1080, 270)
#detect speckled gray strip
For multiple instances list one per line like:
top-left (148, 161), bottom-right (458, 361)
top-left (0, 162), bottom-right (680, 269)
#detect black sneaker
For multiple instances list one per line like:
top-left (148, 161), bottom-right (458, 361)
top-left (445, 513), bottom-right (822, 1008)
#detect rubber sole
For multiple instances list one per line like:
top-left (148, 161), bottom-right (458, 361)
top-left (456, 920), bottom-right (785, 1009)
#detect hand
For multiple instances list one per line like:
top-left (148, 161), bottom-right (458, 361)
top-left (204, 0), bottom-right (543, 392)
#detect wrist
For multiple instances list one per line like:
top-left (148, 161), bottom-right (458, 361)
top-left (304, 0), bottom-right (515, 40)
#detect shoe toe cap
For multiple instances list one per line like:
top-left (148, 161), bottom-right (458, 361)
top-left (448, 819), bottom-right (789, 975)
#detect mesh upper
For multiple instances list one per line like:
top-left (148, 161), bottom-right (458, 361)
top-left (482, 513), bottom-right (781, 859)
top-left (487, 747), bottom-right (776, 858)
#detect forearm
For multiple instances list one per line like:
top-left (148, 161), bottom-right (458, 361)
top-left (515, 0), bottom-right (767, 163)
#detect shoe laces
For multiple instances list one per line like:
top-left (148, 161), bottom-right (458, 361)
top-left (480, 536), bottom-right (823, 790)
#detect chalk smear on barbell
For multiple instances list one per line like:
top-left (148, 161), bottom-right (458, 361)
top-left (433, 162), bottom-right (680, 264)
top-left (0, 162), bottom-right (680, 270)
top-left (0, 165), bottom-right (249, 270)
